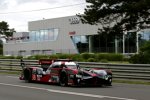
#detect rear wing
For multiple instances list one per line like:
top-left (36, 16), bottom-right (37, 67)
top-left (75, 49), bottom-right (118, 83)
top-left (39, 59), bottom-right (53, 65)
top-left (39, 59), bottom-right (53, 71)
top-left (53, 59), bottom-right (73, 62)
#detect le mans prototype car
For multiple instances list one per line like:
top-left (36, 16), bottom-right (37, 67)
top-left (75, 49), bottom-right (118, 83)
top-left (20, 59), bottom-right (112, 86)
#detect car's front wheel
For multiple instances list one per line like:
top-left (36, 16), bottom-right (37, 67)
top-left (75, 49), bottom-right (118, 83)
top-left (105, 78), bottom-right (112, 86)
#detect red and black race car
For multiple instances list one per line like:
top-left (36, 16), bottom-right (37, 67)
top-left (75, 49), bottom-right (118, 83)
top-left (20, 59), bottom-right (112, 86)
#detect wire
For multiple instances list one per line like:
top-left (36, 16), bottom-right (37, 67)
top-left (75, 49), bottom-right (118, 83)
top-left (0, 3), bottom-right (86, 15)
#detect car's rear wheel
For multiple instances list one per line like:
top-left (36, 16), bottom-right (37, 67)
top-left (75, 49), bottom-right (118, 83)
top-left (23, 68), bottom-right (32, 83)
top-left (59, 73), bottom-right (68, 86)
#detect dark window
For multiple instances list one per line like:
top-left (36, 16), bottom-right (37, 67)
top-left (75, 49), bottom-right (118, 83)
top-left (36, 69), bottom-right (43, 75)
top-left (83, 72), bottom-right (91, 76)
top-left (51, 65), bottom-right (60, 68)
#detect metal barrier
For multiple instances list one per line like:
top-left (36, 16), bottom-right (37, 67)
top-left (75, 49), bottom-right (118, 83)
top-left (0, 59), bottom-right (150, 81)
top-left (78, 62), bottom-right (150, 81)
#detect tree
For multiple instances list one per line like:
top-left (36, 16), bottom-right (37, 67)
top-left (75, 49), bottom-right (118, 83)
top-left (0, 21), bottom-right (15, 55)
top-left (78, 0), bottom-right (150, 36)
top-left (0, 21), bottom-right (15, 37)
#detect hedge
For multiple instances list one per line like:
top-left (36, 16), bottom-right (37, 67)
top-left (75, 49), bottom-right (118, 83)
top-left (0, 53), bottom-right (125, 62)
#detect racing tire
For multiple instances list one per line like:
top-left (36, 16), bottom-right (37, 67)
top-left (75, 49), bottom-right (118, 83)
top-left (59, 72), bottom-right (68, 87)
top-left (23, 68), bottom-right (32, 83)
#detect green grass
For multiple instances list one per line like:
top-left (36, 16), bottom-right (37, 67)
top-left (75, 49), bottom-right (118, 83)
top-left (0, 71), bottom-right (21, 75)
top-left (113, 79), bottom-right (150, 85)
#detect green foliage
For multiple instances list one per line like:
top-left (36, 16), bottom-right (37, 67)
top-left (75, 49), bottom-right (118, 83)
top-left (27, 55), bottom-right (49, 60)
top-left (15, 56), bottom-right (23, 59)
top-left (35, 55), bottom-right (50, 60)
top-left (130, 41), bottom-right (150, 64)
top-left (129, 54), bottom-right (141, 64)
top-left (71, 54), bottom-right (83, 61)
top-left (97, 53), bottom-right (123, 61)
top-left (87, 58), bottom-right (97, 62)
top-left (129, 53), bottom-right (150, 64)
top-left (0, 53), bottom-right (127, 62)
top-left (56, 54), bottom-right (72, 59)
top-left (0, 21), bottom-right (15, 37)
top-left (79, 0), bottom-right (150, 36)
top-left (81, 53), bottom-right (95, 60)
top-left (0, 55), bottom-right (15, 59)
top-left (140, 41), bottom-right (150, 53)
top-left (100, 59), bottom-right (108, 63)
top-left (49, 54), bottom-right (59, 59)
top-left (26, 56), bottom-right (36, 60)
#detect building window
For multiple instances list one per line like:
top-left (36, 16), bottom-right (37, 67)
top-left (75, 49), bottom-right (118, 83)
top-left (42, 50), bottom-right (54, 55)
top-left (18, 50), bottom-right (26, 56)
top-left (139, 30), bottom-right (150, 47)
top-left (71, 35), bottom-right (88, 53)
top-left (31, 50), bottom-right (41, 55)
top-left (29, 28), bottom-right (59, 42)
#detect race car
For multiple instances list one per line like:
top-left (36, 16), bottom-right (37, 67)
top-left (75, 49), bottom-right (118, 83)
top-left (20, 59), bottom-right (112, 86)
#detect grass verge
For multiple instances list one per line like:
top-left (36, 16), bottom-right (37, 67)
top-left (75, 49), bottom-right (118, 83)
top-left (0, 71), bottom-right (21, 75)
top-left (113, 79), bottom-right (150, 85)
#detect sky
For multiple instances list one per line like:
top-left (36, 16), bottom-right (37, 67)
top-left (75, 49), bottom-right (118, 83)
top-left (0, 0), bottom-right (86, 32)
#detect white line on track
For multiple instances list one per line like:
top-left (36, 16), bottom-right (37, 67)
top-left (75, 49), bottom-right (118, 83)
top-left (0, 82), bottom-right (137, 100)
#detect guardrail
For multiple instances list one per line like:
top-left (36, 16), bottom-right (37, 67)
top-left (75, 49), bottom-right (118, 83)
top-left (0, 59), bottom-right (150, 81)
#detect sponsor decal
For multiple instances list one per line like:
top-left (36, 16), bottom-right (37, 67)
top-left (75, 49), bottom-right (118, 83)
top-left (32, 75), bottom-right (36, 80)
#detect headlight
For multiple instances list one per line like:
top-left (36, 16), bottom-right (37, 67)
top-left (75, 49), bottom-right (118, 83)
top-left (104, 75), bottom-right (111, 80)
top-left (105, 76), bottom-right (108, 80)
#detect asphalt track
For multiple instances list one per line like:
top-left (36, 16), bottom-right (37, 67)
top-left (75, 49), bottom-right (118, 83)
top-left (0, 75), bottom-right (150, 100)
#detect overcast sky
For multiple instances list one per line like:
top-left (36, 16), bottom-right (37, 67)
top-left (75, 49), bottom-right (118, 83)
top-left (0, 0), bottom-right (86, 32)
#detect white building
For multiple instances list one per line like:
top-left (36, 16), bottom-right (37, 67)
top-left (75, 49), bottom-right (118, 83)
top-left (3, 15), bottom-right (150, 56)
top-left (3, 16), bottom-right (100, 56)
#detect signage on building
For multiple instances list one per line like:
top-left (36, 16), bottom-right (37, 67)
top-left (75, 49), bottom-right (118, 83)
top-left (69, 31), bottom-right (76, 35)
top-left (69, 17), bottom-right (80, 24)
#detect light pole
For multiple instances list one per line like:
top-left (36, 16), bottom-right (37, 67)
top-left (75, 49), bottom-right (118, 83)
top-left (123, 31), bottom-right (127, 54)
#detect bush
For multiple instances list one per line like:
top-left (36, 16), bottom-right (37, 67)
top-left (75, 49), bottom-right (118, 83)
top-left (35, 55), bottom-right (50, 60)
top-left (97, 53), bottom-right (123, 61)
top-left (81, 53), bottom-right (96, 60)
top-left (129, 53), bottom-right (150, 64)
top-left (27, 56), bottom-right (36, 60)
top-left (129, 54), bottom-right (140, 64)
top-left (0, 56), bottom-right (15, 59)
top-left (15, 56), bottom-right (23, 59)
top-left (49, 55), bottom-right (59, 59)
top-left (100, 59), bottom-right (108, 63)
top-left (130, 41), bottom-right (150, 64)
top-left (27, 55), bottom-right (49, 60)
top-left (87, 58), bottom-right (97, 62)
top-left (56, 54), bottom-right (72, 59)
top-left (71, 54), bottom-right (83, 61)
top-left (0, 53), bottom-right (126, 62)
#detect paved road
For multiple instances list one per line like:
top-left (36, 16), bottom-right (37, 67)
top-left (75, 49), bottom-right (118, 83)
top-left (0, 74), bottom-right (150, 100)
